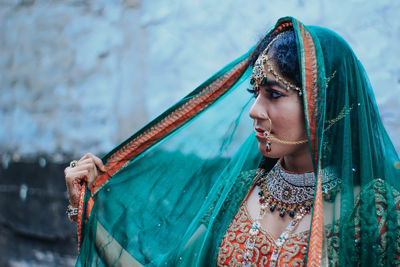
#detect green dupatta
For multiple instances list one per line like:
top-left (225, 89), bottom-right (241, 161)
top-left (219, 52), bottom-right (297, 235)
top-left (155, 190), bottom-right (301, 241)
top-left (75, 17), bottom-right (400, 266)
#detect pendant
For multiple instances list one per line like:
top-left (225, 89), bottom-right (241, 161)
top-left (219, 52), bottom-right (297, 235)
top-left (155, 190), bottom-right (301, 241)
top-left (266, 141), bottom-right (271, 152)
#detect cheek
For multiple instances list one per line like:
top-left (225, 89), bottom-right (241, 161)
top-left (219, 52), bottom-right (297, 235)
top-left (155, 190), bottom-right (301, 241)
top-left (272, 99), bottom-right (306, 137)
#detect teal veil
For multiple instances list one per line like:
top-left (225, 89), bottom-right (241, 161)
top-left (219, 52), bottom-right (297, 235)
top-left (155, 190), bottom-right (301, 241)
top-left (75, 17), bottom-right (400, 266)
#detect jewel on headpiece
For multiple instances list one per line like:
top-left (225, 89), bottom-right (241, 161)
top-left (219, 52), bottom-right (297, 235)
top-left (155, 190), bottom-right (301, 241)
top-left (250, 31), bottom-right (302, 95)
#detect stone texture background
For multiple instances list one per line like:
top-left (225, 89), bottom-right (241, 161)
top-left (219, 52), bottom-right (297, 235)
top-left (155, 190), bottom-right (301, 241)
top-left (0, 0), bottom-right (399, 266)
top-left (1, 0), bottom-right (399, 160)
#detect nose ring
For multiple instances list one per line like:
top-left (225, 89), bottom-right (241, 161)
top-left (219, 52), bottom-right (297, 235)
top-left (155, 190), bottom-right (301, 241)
top-left (253, 113), bottom-right (272, 153)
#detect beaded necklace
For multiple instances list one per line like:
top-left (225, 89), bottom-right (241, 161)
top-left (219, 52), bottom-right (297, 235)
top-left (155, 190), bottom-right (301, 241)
top-left (242, 160), bottom-right (338, 267)
top-left (256, 160), bottom-right (315, 217)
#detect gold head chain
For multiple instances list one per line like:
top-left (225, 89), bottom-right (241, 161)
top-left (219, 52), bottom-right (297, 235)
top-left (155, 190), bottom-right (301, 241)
top-left (250, 32), bottom-right (302, 95)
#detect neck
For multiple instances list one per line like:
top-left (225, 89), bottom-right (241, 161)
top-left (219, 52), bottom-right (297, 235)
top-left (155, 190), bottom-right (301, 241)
top-left (282, 147), bottom-right (313, 173)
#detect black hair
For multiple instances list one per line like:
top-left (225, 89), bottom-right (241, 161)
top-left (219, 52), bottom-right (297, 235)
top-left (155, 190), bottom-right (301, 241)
top-left (250, 30), bottom-right (301, 88)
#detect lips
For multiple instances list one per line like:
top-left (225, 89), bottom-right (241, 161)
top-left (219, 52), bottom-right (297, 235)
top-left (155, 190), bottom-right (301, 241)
top-left (255, 127), bottom-right (266, 133)
top-left (254, 127), bottom-right (272, 138)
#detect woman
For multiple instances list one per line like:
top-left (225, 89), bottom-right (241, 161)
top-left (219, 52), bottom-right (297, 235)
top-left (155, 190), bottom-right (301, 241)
top-left (65, 17), bottom-right (400, 266)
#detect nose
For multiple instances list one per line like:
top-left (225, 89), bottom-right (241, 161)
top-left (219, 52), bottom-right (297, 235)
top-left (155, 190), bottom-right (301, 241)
top-left (249, 96), bottom-right (268, 121)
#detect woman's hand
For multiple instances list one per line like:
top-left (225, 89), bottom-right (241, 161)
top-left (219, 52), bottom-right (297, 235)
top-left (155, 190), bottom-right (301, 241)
top-left (64, 153), bottom-right (106, 208)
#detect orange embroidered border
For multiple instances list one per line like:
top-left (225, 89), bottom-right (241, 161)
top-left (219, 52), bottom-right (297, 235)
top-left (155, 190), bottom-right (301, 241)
top-left (77, 185), bottom-right (86, 252)
top-left (297, 22), bottom-right (323, 266)
top-left (299, 25), bottom-right (320, 165)
top-left (75, 56), bottom-right (252, 246)
top-left (90, 58), bottom-right (250, 195)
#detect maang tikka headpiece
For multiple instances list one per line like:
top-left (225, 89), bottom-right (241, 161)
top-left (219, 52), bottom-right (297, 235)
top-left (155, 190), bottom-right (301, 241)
top-left (250, 31), bottom-right (302, 96)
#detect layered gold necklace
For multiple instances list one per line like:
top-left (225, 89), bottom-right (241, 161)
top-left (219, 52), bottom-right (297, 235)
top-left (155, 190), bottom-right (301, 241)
top-left (242, 159), bottom-right (339, 267)
top-left (256, 160), bottom-right (315, 217)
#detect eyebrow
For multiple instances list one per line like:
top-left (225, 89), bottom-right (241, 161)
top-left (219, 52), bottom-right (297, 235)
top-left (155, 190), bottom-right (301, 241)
top-left (264, 80), bottom-right (281, 87)
top-left (262, 80), bottom-right (286, 92)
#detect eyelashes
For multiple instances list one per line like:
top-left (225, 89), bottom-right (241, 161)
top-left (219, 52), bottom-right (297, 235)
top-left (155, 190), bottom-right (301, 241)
top-left (247, 87), bottom-right (283, 99)
top-left (247, 88), bottom-right (259, 98)
top-left (269, 90), bottom-right (283, 99)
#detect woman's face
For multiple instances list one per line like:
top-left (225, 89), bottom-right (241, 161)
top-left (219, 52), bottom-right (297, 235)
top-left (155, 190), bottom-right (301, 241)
top-left (249, 59), bottom-right (308, 159)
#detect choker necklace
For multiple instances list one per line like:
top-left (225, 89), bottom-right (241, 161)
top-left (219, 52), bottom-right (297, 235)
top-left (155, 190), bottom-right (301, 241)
top-left (255, 160), bottom-right (315, 217)
top-left (242, 159), bottom-right (340, 267)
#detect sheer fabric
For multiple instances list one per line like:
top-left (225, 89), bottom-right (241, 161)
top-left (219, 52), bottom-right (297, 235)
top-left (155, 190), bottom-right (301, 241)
top-left (75, 17), bottom-right (400, 266)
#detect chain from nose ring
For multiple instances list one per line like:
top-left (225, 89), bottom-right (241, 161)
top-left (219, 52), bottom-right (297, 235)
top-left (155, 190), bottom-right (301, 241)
top-left (264, 116), bottom-right (272, 152)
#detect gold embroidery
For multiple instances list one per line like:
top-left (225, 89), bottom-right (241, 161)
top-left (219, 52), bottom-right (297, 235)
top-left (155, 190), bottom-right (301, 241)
top-left (218, 179), bottom-right (400, 266)
top-left (324, 179), bottom-right (400, 266)
top-left (324, 105), bottom-right (353, 133)
top-left (217, 201), bottom-right (309, 266)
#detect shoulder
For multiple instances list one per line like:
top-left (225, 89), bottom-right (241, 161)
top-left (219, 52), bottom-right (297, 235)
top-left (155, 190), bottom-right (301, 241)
top-left (352, 178), bottom-right (400, 222)
top-left (356, 178), bottom-right (400, 206)
top-left (232, 168), bottom-right (259, 187)
top-left (353, 179), bottom-right (400, 262)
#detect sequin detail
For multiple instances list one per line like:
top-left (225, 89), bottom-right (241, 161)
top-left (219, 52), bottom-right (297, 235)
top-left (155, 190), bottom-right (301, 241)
top-left (217, 201), bottom-right (309, 266)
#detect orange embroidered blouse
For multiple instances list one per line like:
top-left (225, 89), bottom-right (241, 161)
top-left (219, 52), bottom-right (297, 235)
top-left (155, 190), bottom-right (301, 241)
top-left (217, 196), bottom-right (309, 266)
top-left (217, 178), bottom-right (400, 266)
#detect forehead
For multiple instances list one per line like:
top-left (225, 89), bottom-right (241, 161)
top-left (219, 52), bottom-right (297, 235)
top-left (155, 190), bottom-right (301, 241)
top-left (261, 73), bottom-right (298, 95)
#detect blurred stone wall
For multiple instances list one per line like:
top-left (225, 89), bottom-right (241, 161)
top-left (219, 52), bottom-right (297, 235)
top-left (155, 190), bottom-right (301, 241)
top-left (0, 160), bottom-right (77, 267)
top-left (1, 0), bottom-right (399, 160)
top-left (0, 0), bottom-right (399, 266)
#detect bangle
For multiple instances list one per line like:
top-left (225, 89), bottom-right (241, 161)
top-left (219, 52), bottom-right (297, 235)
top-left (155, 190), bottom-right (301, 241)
top-left (66, 205), bottom-right (78, 222)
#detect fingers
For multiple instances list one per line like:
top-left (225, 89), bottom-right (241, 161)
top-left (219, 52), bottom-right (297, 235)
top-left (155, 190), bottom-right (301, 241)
top-left (66, 169), bottom-right (89, 180)
top-left (93, 156), bottom-right (106, 172)
top-left (65, 169), bottom-right (89, 186)
top-left (72, 163), bottom-right (98, 187)
top-left (80, 153), bottom-right (106, 172)
top-left (65, 169), bottom-right (88, 207)
top-left (64, 153), bottom-right (107, 207)
top-left (77, 153), bottom-right (106, 189)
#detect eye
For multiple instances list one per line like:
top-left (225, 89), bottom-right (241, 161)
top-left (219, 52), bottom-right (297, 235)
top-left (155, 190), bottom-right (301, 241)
top-left (247, 88), bottom-right (259, 98)
top-left (267, 89), bottom-right (283, 99)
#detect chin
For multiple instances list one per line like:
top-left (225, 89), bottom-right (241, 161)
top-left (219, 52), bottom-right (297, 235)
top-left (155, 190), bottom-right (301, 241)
top-left (257, 142), bottom-right (281, 159)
